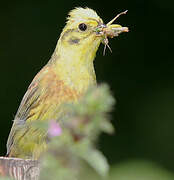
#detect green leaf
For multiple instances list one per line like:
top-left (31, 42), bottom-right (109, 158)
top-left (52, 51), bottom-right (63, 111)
top-left (0, 177), bottom-right (13, 180)
top-left (81, 148), bottom-right (109, 178)
top-left (100, 120), bottom-right (115, 134)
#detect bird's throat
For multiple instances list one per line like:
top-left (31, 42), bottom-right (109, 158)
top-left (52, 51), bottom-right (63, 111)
top-left (48, 40), bottom-right (100, 94)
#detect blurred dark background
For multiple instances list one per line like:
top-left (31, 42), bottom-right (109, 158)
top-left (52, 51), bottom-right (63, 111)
top-left (1, 0), bottom-right (174, 175)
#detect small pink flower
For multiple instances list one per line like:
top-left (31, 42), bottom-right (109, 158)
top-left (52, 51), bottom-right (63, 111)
top-left (48, 120), bottom-right (62, 137)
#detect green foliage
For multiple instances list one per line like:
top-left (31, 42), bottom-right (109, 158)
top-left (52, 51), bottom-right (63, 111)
top-left (39, 84), bottom-right (115, 180)
top-left (31, 84), bottom-right (174, 180)
top-left (109, 160), bottom-right (174, 180)
top-left (0, 177), bottom-right (13, 180)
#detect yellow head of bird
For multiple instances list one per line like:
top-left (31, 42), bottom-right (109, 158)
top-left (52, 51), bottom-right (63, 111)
top-left (57, 7), bottom-right (128, 59)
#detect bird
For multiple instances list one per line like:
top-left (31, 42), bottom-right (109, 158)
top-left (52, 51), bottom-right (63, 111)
top-left (6, 7), bottom-right (128, 159)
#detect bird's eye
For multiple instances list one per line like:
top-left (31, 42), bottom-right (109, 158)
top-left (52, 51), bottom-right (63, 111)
top-left (78, 23), bottom-right (87, 31)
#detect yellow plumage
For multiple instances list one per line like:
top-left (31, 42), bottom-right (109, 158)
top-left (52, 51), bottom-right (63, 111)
top-left (6, 7), bottom-right (128, 159)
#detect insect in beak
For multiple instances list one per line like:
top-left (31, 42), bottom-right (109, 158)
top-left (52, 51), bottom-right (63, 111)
top-left (95, 10), bottom-right (129, 55)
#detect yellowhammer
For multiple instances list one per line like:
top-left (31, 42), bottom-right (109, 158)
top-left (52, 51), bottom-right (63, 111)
top-left (6, 7), bottom-right (128, 159)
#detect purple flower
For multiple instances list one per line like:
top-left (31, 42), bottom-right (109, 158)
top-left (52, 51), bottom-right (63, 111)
top-left (48, 120), bottom-right (62, 137)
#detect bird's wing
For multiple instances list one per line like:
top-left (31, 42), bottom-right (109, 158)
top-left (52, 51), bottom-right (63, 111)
top-left (6, 78), bottom-right (41, 155)
top-left (6, 64), bottom-right (50, 156)
top-left (16, 81), bottom-right (40, 121)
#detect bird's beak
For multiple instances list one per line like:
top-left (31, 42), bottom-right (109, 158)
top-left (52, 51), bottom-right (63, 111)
top-left (95, 10), bottom-right (129, 38)
top-left (95, 10), bottom-right (129, 55)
